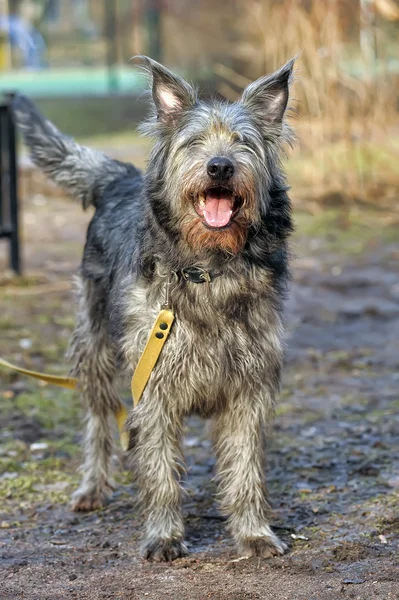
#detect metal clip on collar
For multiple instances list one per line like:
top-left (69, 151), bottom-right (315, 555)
top-left (180, 266), bottom-right (213, 284)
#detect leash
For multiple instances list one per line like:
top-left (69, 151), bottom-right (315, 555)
top-left (0, 267), bottom-right (214, 450)
top-left (0, 357), bottom-right (78, 390)
top-left (0, 356), bottom-right (131, 451)
top-left (0, 306), bottom-right (173, 450)
top-left (131, 308), bottom-right (174, 405)
top-left (0, 309), bottom-right (172, 451)
top-left (0, 308), bottom-right (174, 453)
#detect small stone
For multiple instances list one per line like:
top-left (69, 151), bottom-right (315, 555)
top-left (30, 442), bottom-right (48, 452)
top-left (185, 437), bottom-right (200, 448)
top-left (291, 534), bottom-right (309, 540)
top-left (302, 426), bottom-right (317, 438)
top-left (378, 534), bottom-right (388, 544)
top-left (35, 481), bottom-right (69, 492)
top-left (32, 194), bottom-right (47, 206)
top-left (342, 578), bottom-right (365, 585)
top-left (19, 338), bottom-right (33, 349)
top-left (0, 472), bottom-right (18, 481)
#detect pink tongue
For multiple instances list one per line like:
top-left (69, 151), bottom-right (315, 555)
top-left (203, 194), bottom-right (233, 228)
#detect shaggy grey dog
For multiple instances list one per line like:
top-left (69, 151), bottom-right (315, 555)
top-left (13, 56), bottom-right (295, 562)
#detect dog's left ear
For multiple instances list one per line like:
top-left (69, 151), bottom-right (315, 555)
top-left (138, 56), bottom-right (197, 124)
top-left (241, 58), bottom-right (295, 124)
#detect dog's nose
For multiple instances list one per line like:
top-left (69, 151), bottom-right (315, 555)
top-left (207, 157), bottom-right (234, 181)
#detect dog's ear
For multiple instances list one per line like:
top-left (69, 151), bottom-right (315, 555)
top-left (137, 56), bottom-right (196, 124)
top-left (241, 58), bottom-right (295, 124)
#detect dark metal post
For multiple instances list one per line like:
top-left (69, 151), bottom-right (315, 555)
top-left (0, 104), bottom-right (3, 235)
top-left (5, 93), bottom-right (20, 274)
top-left (0, 93), bottom-right (21, 275)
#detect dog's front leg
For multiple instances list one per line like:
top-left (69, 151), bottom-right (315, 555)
top-left (214, 399), bottom-right (287, 558)
top-left (129, 396), bottom-right (187, 562)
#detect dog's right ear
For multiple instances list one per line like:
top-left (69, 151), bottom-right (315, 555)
top-left (136, 56), bottom-right (197, 125)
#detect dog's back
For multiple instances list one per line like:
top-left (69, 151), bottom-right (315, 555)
top-left (13, 95), bottom-right (140, 210)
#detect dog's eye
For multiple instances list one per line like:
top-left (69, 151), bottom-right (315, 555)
top-left (176, 137), bottom-right (204, 153)
top-left (231, 132), bottom-right (243, 143)
top-left (187, 139), bottom-right (203, 149)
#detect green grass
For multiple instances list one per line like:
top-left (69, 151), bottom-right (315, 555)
top-left (0, 460), bottom-right (78, 507)
top-left (2, 388), bottom-right (81, 431)
top-left (294, 207), bottom-right (398, 254)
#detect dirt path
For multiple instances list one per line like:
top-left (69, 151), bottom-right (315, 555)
top-left (0, 191), bottom-right (398, 599)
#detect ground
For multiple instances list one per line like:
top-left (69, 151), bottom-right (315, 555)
top-left (0, 170), bottom-right (398, 599)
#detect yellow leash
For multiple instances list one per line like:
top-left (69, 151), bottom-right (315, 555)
top-left (131, 309), bottom-right (174, 406)
top-left (0, 308), bottom-right (174, 452)
top-left (0, 357), bottom-right (78, 389)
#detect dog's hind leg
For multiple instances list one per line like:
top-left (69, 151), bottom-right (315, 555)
top-left (68, 277), bottom-right (120, 511)
top-left (214, 397), bottom-right (287, 558)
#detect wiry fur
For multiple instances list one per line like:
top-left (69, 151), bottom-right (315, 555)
top-left (12, 97), bottom-right (136, 209)
top-left (13, 56), bottom-right (295, 561)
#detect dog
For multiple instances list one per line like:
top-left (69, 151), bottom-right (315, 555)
top-left (13, 55), bottom-right (295, 562)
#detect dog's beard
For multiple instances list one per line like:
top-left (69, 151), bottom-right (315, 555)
top-left (175, 180), bottom-right (257, 255)
top-left (182, 216), bottom-right (248, 255)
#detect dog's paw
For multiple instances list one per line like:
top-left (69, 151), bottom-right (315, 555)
top-left (70, 486), bottom-right (111, 512)
top-left (142, 538), bottom-right (188, 562)
top-left (240, 534), bottom-right (288, 559)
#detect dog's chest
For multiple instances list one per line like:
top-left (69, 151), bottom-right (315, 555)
top-left (120, 279), bottom-right (283, 410)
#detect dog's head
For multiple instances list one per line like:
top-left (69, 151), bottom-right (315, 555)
top-left (139, 56), bottom-right (295, 257)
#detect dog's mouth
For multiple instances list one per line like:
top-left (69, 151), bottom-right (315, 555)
top-left (194, 187), bottom-right (242, 230)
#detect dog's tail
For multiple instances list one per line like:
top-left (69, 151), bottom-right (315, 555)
top-left (12, 95), bottom-right (134, 209)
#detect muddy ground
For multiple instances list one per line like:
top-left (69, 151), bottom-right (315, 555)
top-left (0, 182), bottom-right (398, 599)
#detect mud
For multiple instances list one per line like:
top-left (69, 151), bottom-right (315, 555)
top-left (0, 192), bottom-right (398, 599)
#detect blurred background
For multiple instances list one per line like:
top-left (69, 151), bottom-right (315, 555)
top-left (0, 0), bottom-right (398, 204)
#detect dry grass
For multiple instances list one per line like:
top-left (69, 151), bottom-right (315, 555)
top-left (161, 0), bottom-right (398, 205)
top-left (24, 0), bottom-right (398, 205)
top-left (213, 0), bottom-right (398, 203)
